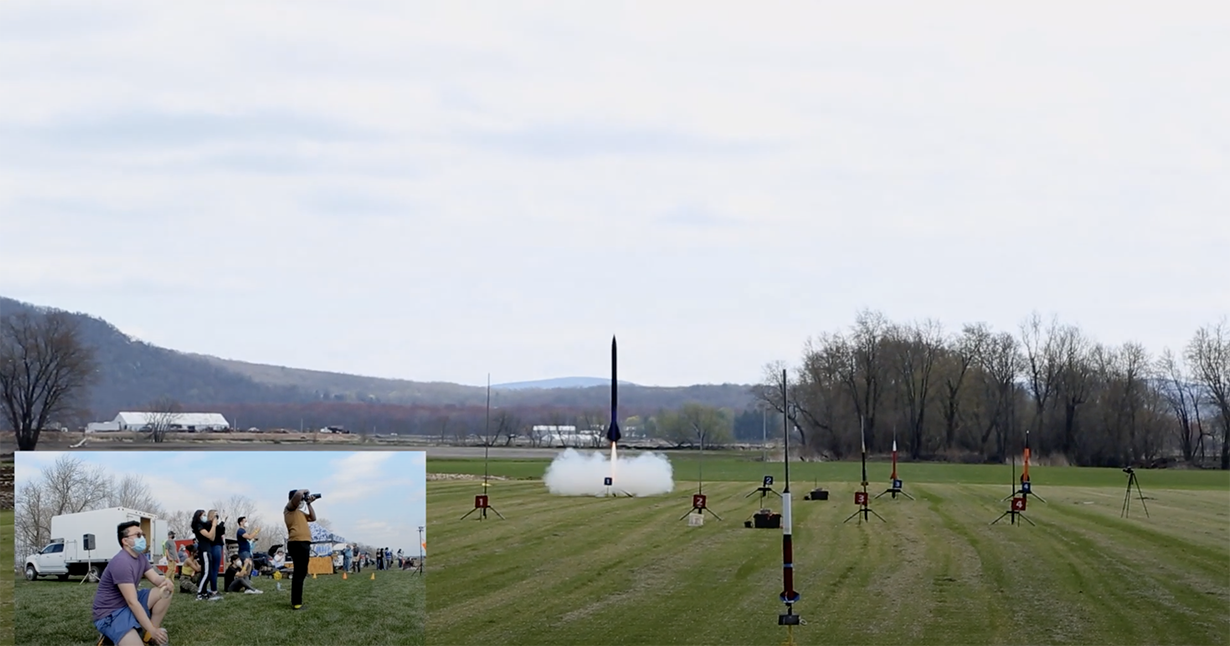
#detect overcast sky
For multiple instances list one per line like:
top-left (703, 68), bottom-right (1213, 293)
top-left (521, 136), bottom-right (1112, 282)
top-left (1, 2), bottom-right (1226, 387)
top-left (16, 451), bottom-right (427, 553)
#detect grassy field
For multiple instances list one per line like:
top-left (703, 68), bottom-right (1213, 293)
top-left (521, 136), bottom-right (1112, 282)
top-left (14, 567), bottom-right (424, 645)
top-left (1, 509), bottom-right (13, 646)
top-left (427, 456), bottom-right (1230, 645)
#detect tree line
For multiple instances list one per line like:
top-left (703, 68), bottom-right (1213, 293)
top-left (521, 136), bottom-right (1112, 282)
top-left (751, 310), bottom-right (1229, 469)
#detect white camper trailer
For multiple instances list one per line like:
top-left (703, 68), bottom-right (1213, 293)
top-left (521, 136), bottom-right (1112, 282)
top-left (24, 507), bottom-right (165, 580)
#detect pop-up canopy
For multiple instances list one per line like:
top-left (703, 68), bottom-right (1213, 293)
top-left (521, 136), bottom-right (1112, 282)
top-left (308, 522), bottom-right (347, 556)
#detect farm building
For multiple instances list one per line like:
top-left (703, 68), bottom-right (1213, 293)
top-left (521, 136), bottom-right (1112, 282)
top-left (86, 412), bottom-right (230, 433)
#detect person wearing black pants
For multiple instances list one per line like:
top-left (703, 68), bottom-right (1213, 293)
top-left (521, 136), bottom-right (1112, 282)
top-left (190, 510), bottom-right (222, 601)
top-left (284, 489), bottom-right (318, 610)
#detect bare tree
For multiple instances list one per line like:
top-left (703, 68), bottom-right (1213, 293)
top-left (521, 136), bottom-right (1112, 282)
top-left (974, 332), bottom-right (1023, 460)
top-left (109, 474), bottom-right (167, 516)
top-left (1157, 348), bottom-right (1200, 463)
top-left (1186, 320), bottom-right (1230, 469)
top-left (1019, 312), bottom-right (1063, 446)
top-left (939, 325), bottom-right (983, 451)
top-left (0, 312), bottom-right (98, 450)
top-left (14, 455), bottom-right (112, 563)
top-left (494, 410), bottom-right (522, 446)
top-left (847, 310), bottom-right (890, 450)
top-left (1056, 325), bottom-right (1096, 458)
top-left (891, 320), bottom-right (943, 459)
top-left (165, 509), bottom-right (194, 541)
top-left (143, 396), bottom-right (182, 443)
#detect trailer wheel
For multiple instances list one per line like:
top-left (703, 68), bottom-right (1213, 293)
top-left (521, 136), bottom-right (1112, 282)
top-left (25, 565), bottom-right (38, 581)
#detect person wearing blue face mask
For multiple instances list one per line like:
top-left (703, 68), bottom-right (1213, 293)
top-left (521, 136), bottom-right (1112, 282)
top-left (91, 520), bottom-right (175, 645)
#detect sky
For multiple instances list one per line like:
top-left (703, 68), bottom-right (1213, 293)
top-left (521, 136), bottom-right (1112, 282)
top-left (0, 1), bottom-right (1226, 387)
top-left (14, 450), bottom-right (427, 554)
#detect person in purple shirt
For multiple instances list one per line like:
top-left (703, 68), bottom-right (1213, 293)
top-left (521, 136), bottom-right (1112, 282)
top-left (91, 520), bottom-right (175, 645)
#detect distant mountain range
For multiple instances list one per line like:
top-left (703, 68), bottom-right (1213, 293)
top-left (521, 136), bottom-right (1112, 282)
top-left (492, 377), bottom-right (636, 390)
top-left (0, 297), bottom-right (756, 431)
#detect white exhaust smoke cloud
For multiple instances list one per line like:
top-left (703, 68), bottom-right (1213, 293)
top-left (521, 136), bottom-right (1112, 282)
top-left (544, 448), bottom-right (674, 497)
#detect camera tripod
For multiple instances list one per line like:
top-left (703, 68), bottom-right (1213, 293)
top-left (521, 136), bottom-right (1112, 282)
top-left (1121, 469), bottom-right (1150, 518)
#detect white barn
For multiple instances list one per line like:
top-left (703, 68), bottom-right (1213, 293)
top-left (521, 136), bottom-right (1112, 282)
top-left (86, 412), bottom-right (230, 433)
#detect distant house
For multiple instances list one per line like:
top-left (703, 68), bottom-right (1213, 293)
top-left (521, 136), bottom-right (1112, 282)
top-left (86, 412), bottom-right (230, 433)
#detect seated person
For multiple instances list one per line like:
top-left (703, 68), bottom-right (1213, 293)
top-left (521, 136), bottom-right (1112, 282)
top-left (178, 545), bottom-right (203, 594)
top-left (268, 546), bottom-right (292, 575)
top-left (91, 521), bottom-right (173, 645)
top-left (224, 555), bottom-right (263, 594)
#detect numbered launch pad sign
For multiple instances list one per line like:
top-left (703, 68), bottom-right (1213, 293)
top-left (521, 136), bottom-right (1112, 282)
top-left (603, 477), bottom-right (613, 486)
top-left (693, 494), bottom-right (707, 509)
top-left (893, 479), bottom-right (903, 490)
top-left (1011, 496), bottom-right (1027, 511)
top-left (474, 495), bottom-right (489, 509)
top-left (854, 491), bottom-right (869, 505)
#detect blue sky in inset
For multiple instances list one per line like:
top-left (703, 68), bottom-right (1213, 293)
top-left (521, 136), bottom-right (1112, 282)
top-left (15, 451), bottom-right (426, 553)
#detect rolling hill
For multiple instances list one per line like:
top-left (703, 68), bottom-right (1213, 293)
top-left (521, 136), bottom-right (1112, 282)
top-left (0, 297), bottom-right (756, 431)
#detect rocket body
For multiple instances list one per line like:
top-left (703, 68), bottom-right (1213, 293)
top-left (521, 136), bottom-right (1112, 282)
top-left (891, 439), bottom-right (898, 481)
top-left (781, 491), bottom-right (798, 604)
top-left (606, 336), bottom-right (621, 444)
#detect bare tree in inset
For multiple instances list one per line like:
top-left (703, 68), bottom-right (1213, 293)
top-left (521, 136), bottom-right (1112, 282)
top-left (14, 455), bottom-right (112, 563)
top-left (109, 474), bottom-right (167, 516)
top-left (1185, 320), bottom-right (1230, 470)
top-left (143, 396), bottom-right (182, 443)
top-left (0, 311), bottom-right (98, 451)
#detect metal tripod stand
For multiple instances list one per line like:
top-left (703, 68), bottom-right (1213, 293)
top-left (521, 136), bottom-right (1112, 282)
top-left (1120, 468), bottom-right (1149, 518)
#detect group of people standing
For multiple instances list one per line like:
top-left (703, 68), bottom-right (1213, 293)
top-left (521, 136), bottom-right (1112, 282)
top-left (175, 509), bottom-right (262, 601)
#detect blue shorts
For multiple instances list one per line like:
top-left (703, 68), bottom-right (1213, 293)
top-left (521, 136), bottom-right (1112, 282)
top-left (238, 550), bottom-right (252, 561)
top-left (94, 588), bottom-right (151, 644)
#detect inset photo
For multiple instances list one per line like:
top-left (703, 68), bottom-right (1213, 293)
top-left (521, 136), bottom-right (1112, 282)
top-left (13, 451), bottom-right (424, 646)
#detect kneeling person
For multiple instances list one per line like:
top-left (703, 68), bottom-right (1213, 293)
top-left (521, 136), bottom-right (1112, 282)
top-left (92, 521), bottom-right (174, 645)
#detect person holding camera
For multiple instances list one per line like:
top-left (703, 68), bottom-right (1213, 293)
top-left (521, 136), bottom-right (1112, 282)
top-left (284, 489), bottom-right (319, 610)
top-left (190, 509), bottom-right (222, 601)
top-left (91, 520), bottom-right (174, 646)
